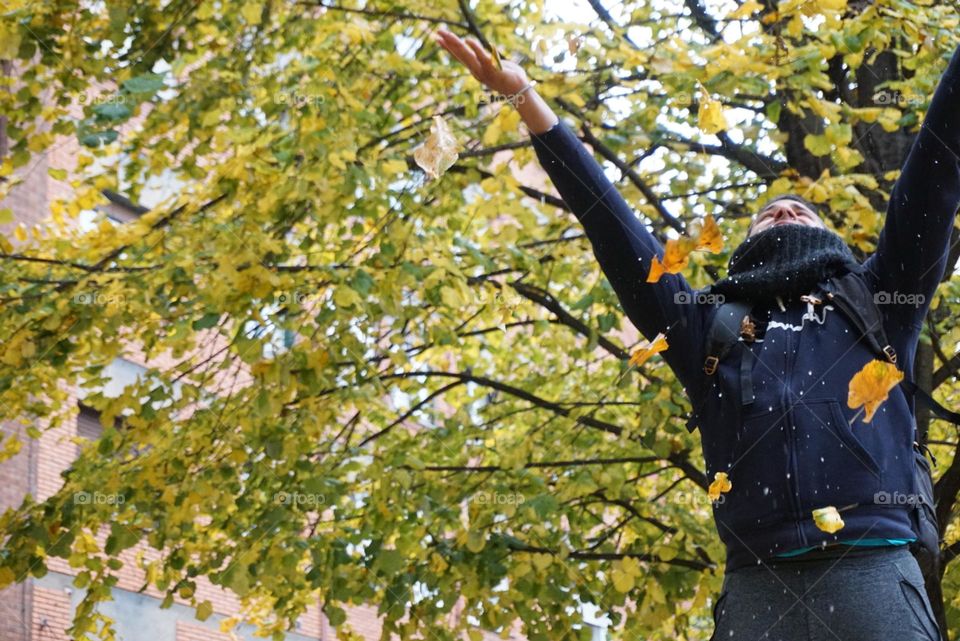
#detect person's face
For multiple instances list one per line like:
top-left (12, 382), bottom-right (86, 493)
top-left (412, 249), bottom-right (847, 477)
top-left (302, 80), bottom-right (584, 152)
top-left (749, 199), bottom-right (824, 236)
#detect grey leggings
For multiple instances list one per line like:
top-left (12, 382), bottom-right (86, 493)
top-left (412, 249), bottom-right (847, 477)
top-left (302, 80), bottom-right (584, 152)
top-left (711, 546), bottom-right (942, 641)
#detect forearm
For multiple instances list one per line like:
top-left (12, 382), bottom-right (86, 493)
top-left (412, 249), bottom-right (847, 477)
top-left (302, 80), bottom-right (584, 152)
top-left (513, 87), bottom-right (559, 135)
top-left (527, 117), bottom-right (707, 389)
top-left (866, 45), bottom-right (960, 311)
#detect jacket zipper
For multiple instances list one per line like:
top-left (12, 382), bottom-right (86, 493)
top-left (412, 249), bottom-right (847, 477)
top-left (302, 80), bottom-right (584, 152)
top-left (781, 304), bottom-right (807, 547)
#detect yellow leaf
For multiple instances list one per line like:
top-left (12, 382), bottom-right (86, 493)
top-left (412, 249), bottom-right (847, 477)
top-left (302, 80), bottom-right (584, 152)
top-left (382, 159), bottom-right (408, 175)
top-left (0, 567), bottom-right (15, 589)
top-left (196, 600), bottom-right (214, 621)
top-left (241, 2), bottom-right (261, 24)
top-left (531, 552), bottom-right (552, 571)
top-left (413, 115), bottom-right (460, 180)
top-left (466, 530), bottom-right (485, 553)
top-left (646, 237), bottom-right (695, 283)
top-left (697, 90), bottom-right (728, 135)
top-left (611, 565), bottom-right (635, 593)
top-left (646, 256), bottom-right (666, 283)
top-left (812, 506), bottom-right (845, 533)
top-left (727, 0), bottom-right (763, 19)
top-left (708, 472), bottom-right (732, 501)
top-left (847, 359), bottom-right (903, 423)
top-left (0, 21), bottom-right (21, 59)
top-left (629, 332), bottom-right (668, 368)
top-left (816, 0), bottom-right (847, 12)
top-left (490, 43), bottom-right (503, 70)
top-left (693, 213), bottom-right (723, 253)
top-left (20, 340), bottom-right (36, 359)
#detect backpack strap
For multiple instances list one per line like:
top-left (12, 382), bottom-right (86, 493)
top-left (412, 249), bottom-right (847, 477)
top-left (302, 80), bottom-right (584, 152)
top-left (816, 272), bottom-right (898, 365)
top-left (703, 300), bottom-right (756, 406)
top-left (819, 271), bottom-right (960, 448)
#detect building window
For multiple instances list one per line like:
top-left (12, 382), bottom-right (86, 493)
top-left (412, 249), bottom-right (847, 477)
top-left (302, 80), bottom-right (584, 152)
top-left (76, 403), bottom-right (104, 442)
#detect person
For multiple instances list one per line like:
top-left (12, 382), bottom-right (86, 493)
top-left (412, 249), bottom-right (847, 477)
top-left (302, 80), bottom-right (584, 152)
top-left (434, 28), bottom-right (960, 641)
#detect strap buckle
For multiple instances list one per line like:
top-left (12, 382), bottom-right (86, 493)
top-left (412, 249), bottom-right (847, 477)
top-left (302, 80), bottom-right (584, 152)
top-left (882, 345), bottom-right (898, 364)
top-left (739, 315), bottom-right (756, 342)
top-left (703, 356), bottom-right (719, 375)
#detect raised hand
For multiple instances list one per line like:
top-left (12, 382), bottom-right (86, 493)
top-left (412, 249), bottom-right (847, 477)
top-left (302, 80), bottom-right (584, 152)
top-left (431, 27), bottom-right (558, 135)
top-left (432, 27), bottom-right (530, 97)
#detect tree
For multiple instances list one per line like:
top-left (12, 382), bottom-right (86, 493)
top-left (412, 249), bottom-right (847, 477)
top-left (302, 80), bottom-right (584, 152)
top-left (0, 0), bottom-right (958, 639)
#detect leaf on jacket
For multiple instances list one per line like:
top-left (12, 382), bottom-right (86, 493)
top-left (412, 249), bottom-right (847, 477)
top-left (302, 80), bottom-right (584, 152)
top-left (707, 472), bottom-right (731, 501)
top-left (645, 237), bottom-right (695, 283)
top-left (847, 359), bottom-right (903, 423)
top-left (414, 115), bottom-right (460, 179)
top-left (812, 506), bottom-right (844, 533)
top-left (628, 332), bottom-right (668, 368)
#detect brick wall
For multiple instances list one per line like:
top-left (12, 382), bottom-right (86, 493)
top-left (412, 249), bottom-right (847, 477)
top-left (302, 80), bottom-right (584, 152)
top-left (175, 621), bottom-right (234, 641)
top-left (32, 586), bottom-right (72, 641)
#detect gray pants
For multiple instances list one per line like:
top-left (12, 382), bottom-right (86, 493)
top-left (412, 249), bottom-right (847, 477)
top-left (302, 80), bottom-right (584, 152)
top-left (711, 546), bottom-right (941, 641)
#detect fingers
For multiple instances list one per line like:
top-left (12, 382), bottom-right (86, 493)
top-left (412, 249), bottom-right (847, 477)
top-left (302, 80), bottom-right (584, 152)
top-left (464, 37), bottom-right (496, 73)
top-left (433, 30), bottom-right (483, 77)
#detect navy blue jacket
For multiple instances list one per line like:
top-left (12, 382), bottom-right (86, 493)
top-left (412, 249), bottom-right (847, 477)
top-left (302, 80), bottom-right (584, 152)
top-left (529, 45), bottom-right (960, 570)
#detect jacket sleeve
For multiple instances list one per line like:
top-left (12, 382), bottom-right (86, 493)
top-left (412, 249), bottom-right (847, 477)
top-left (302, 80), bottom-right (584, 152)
top-left (862, 45), bottom-right (960, 328)
top-left (528, 118), bottom-right (709, 393)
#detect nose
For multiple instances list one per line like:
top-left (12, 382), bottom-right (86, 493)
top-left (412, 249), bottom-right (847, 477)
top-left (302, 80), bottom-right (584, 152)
top-left (770, 205), bottom-right (799, 221)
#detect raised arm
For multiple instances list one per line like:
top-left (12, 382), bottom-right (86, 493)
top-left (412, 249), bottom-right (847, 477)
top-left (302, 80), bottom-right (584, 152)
top-left (863, 45), bottom-right (960, 328)
top-left (433, 28), bottom-right (709, 391)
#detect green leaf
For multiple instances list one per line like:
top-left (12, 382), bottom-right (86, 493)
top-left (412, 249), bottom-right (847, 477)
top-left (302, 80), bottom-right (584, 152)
top-left (122, 73), bottom-right (165, 95)
top-left (80, 130), bottom-right (119, 147)
top-left (92, 102), bottom-right (132, 121)
top-left (192, 312), bottom-right (221, 330)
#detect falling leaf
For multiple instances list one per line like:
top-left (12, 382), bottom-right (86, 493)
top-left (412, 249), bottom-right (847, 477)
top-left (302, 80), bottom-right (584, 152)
top-left (697, 88), bottom-right (728, 135)
top-left (692, 213), bottom-right (723, 253)
top-left (645, 237), bottom-right (695, 283)
top-left (708, 472), bottom-right (732, 501)
top-left (413, 115), bottom-right (460, 180)
top-left (847, 359), bottom-right (903, 423)
top-left (812, 506), bottom-right (845, 533)
top-left (726, 0), bottom-right (764, 19)
top-left (489, 43), bottom-right (503, 70)
top-left (629, 332), bottom-right (668, 368)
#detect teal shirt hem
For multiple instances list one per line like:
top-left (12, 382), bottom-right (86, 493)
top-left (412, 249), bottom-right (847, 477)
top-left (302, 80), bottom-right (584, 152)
top-left (775, 538), bottom-right (916, 558)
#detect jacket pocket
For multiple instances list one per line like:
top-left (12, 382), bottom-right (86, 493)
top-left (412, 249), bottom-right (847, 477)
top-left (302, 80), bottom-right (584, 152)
top-left (715, 406), bottom-right (792, 530)
top-left (792, 399), bottom-right (881, 512)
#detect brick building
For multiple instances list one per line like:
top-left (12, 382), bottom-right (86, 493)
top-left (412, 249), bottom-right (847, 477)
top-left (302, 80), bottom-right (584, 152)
top-left (0, 124), bottom-right (390, 641)
top-left (0, 98), bottom-right (612, 640)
